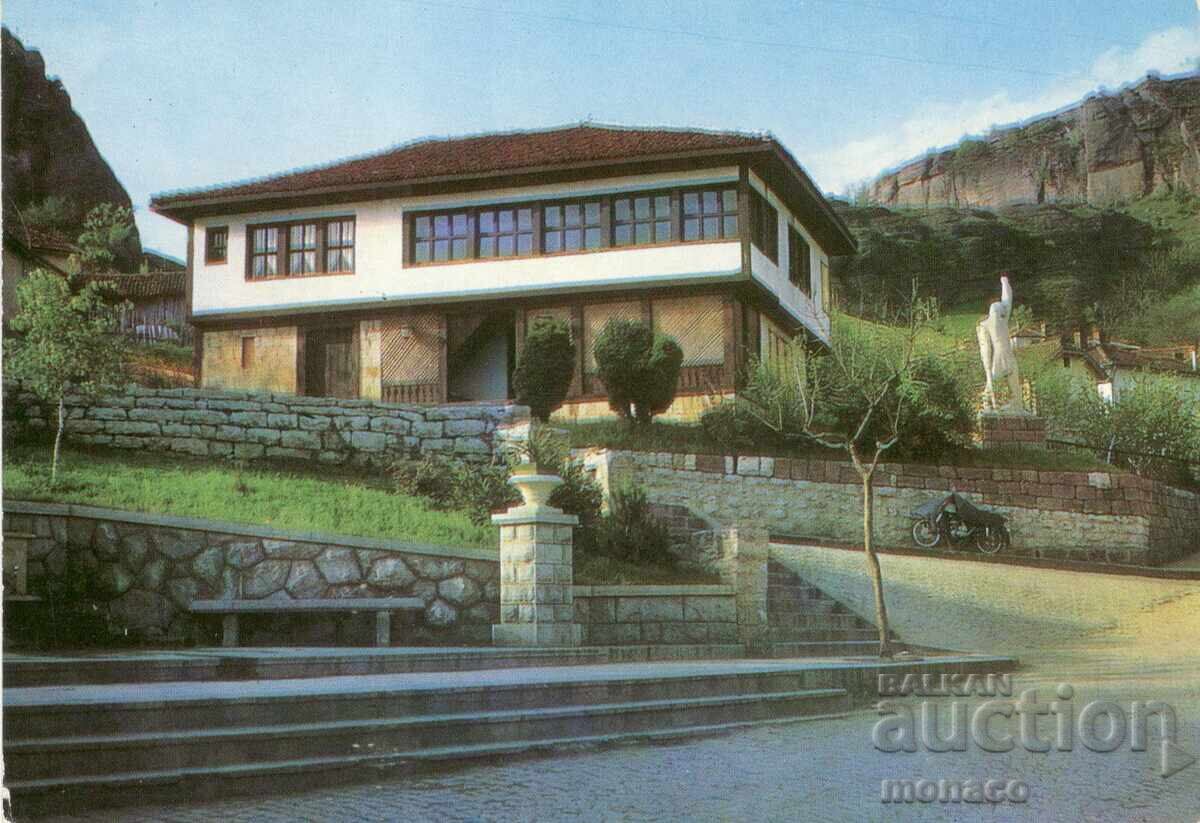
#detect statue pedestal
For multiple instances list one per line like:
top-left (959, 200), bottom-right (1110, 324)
top-left (975, 412), bottom-right (1047, 449)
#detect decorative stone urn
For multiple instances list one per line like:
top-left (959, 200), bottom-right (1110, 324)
top-left (508, 471), bottom-right (564, 510)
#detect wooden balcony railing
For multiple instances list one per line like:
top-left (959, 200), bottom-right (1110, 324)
top-left (382, 382), bottom-right (440, 404)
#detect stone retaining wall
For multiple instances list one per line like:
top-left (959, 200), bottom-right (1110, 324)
top-left (571, 585), bottom-right (737, 645)
top-left (583, 449), bottom-right (1200, 565)
top-left (3, 502), bottom-right (500, 645)
top-left (3, 384), bottom-right (528, 465)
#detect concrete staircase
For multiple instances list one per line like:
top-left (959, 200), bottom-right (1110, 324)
top-left (765, 560), bottom-right (888, 657)
top-left (5, 659), bottom-right (851, 816)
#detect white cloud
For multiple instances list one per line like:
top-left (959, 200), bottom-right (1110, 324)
top-left (810, 25), bottom-right (1200, 195)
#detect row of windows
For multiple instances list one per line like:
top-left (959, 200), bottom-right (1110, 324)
top-left (409, 187), bottom-right (741, 265)
top-left (245, 218), bottom-right (356, 279)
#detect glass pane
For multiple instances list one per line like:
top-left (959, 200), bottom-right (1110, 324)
top-left (265, 255), bottom-right (277, 276)
top-left (327, 250), bottom-right (339, 271)
top-left (584, 202), bottom-right (600, 224)
top-left (327, 221), bottom-right (341, 246)
top-left (498, 210), bottom-right (514, 233)
top-left (452, 238), bottom-right (468, 258)
top-left (703, 191), bottom-right (719, 214)
top-left (634, 197), bottom-right (651, 220)
top-left (565, 204), bottom-right (581, 227)
top-left (434, 239), bottom-right (449, 261)
top-left (479, 211), bottom-right (495, 234)
top-left (615, 224), bottom-right (632, 246)
top-left (723, 216), bottom-right (738, 236)
top-left (564, 229), bottom-right (581, 251)
top-left (723, 189), bottom-right (737, 212)
top-left (683, 192), bottom-right (700, 215)
top-left (342, 248), bottom-right (353, 270)
top-left (683, 218), bottom-right (700, 241)
top-left (703, 217), bottom-right (719, 237)
top-left (253, 256), bottom-right (265, 276)
top-left (290, 252), bottom-right (302, 272)
top-left (305, 250), bottom-right (317, 271)
top-left (452, 213), bottom-right (469, 236)
top-left (266, 228), bottom-right (277, 251)
top-left (343, 220), bottom-right (354, 243)
top-left (655, 220), bottom-right (671, 242)
top-left (415, 241), bottom-right (430, 262)
top-left (584, 227), bottom-right (602, 248)
top-left (654, 195), bottom-right (670, 216)
top-left (544, 207), bottom-right (561, 228)
top-left (479, 237), bottom-right (495, 257)
top-left (517, 234), bottom-right (533, 255)
top-left (305, 224), bottom-right (317, 247)
top-left (614, 199), bottom-right (630, 221)
top-left (544, 231), bottom-right (562, 253)
top-left (253, 229), bottom-right (266, 253)
top-left (498, 235), bottom-right (515, 256)
top-left (415, 217), bottom-right (431, 239)
top-left (635, 223), bottom-right (651, 244)
top-left (434, 216), bottom-right (450, 238)
top-left (518, 209), bottom-right (532, 231)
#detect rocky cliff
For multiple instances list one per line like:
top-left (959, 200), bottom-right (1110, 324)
top-left (2, 27), bottom-right (141, 267)
top-left (869, 74), bottom-right (1200, 209)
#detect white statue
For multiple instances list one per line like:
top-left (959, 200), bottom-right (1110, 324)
top-left (976, 274), bottom-right (1024, 414)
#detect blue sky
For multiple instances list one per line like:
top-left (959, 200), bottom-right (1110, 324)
top-left (4, 0), bottom-right (1198, 260)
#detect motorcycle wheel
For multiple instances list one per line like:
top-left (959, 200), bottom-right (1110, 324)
top-left (975, 526), bottom-right (1008, 555)
top-left (912, 520), bottom-right (940, 548)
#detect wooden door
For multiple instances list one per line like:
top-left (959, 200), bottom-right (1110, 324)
top-left (305, 326), bottom-right (358, 398)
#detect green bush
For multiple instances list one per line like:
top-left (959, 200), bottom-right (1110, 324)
top-left (513, 317), bottom-right (576, 421)
top-left (594, 482), bottom-right (674, 566)
top-left (548, 458), bottom-right (604, 554)
top-left (391, 452), bottom-right (518, 526)
top-left (699, 399), bottom-right (785, 454)
top-left (592, 318), bottom-right (683, 423)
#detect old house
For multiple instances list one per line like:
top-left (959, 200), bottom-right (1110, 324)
top-left (150, 125), bottom-right (855, 418)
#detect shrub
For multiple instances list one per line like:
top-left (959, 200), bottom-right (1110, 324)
top-left (594, 482), bottom-right (673, 566)
top-left (391, 452), bottom-right (518, 526)
top-left (592, 318), bottom-right (683, 424)
top-left (548, 458), bottom-right (604, 554)
top-left (699, 399), bottom-right (785, 454)
top-left (512, 317), bottom-right (576, 421)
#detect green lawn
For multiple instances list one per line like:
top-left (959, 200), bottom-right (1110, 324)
top-left (4, 444), bottom-right (497, 549)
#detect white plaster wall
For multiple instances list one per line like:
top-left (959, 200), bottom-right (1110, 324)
top-left (748, 171), bottom-right (832, 344)
top-left (192, 167), bottom-right (742, 317)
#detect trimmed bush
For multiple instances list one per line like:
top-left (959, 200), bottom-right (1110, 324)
top-left (513, 317), bottom-right (576, 421)
top-left (594, 482), bottom-right (674, 566)
top-left (592, 318), bottom-right (683, 424)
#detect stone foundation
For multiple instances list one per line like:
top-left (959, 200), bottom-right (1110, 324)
top-left (976, 413), bottom-right (1047, 448)
top-left (572, 585), bottom-right (737, 645)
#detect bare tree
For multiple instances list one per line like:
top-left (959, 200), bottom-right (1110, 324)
top-left (745, 294), bottom-right (938, 657)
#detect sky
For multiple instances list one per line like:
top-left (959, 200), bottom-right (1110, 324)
top-left (4, 0), bottom-right (1198, 261)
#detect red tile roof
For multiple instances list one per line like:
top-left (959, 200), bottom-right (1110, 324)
top-left (152, 125), bottom-right (770, 206)
top-left (4, 220), bottom-right (77, 254)
top-left (81, 271), bottom-right (185, 300)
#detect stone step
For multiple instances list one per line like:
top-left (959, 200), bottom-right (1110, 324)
top-left (767, 628), bottom-right (880, 643)
top-left (768, 613), bottom-right (871, 630)
top-left (765, 641), bottom-right (883, 658)
top-left (3, 643), bottom-right (746, 688)
top-left (6, 689), bottom-right (849, 782)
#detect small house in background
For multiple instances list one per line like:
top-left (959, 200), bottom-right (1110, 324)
top-left (151, 124), bottom-right (856, 419)
top-left (1010, 320), bottom-right (1049, 349)
top-left (2, 218), bottom-right (75, 321)
top-left (81, 271), bottom-right (189, 343)
top-left (1058, 326), bottom-right (1200, 402)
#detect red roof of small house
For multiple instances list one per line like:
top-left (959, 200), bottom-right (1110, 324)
top-left (151, 124), bottom-right (857, 255)
top-left (81, 271), bottom-right (185, 300)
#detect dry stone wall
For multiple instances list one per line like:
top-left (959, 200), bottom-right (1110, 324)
top-left (4, 502), bottom-right (500, 645)
top-left (584, 449), bottom-right (1199, 565)
top-left (3, 384), bottom-right (528, 465)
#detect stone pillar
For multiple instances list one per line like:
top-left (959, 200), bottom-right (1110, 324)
top-left (492, 507), bottom-right (581, 647)
top-left (716, 526), bottom-right (770, 656)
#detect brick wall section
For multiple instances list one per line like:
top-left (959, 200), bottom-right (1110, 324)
top-left (4, 384), bottom-right (529, 465)
top-left (3, 502), bottom-right (499, 645)
top-left (572, 585), bottom-right (737, 645)
top-left (976, 414), bottom-right (1047, 448)
top-left (583, 449), bottom-right (1199, 565)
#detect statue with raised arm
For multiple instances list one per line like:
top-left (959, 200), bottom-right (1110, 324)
top-left (976, 273), bottom-right (1025, 414)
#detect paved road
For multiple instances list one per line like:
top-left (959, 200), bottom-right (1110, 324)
top-left (35, 550), bottom-right (1200, 822)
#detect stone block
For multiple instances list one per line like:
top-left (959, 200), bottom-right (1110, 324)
top-left (438, 575), bottom-right (482, 605)
top-left (351, 431), bottom-right (388, 451)
top-left (108, 421), bottom-right (160, 436)
top-left (316, 547), bottom-right (361, 583)
top-left (88, 407), bottom-right (127, 421)
top-left (266, 447), bottom-right (312, 460)
top-left (262, 539), bottom-right (322, 560)
top-left (683, 596), bottom-right (736, 623)
top-left (285, 560), bottom-right (327, 598)
top-left (245, 428), bottom-right (281, 445)
top-left (299, 415), bottom-right (332, 431)
top-left (367, 556), bottom-right (416, 588)
top-left (224, 539), bottom-right (264, 569)
top-left (234, 443), bottom-right (266, 460)
top-left (425, 598), bottom-right (457, 626)
top-left (445, 419), bottom-right (486, 437)
top-left (242, 559), bottom-right (291, 598)
top-left (370, 416), bottom-right (410, 434)
top-left (412, 420), bottom-right (443, 438)
top-left (280, 430), bottom-right (323, 450)
top-left (616, 596), bottom-right (685, 622)
top-left (230, 411), bottom-right (269, 427)
top-left (157, 529), bottom-right (206, 560)
top-left (454, 437), bottom-right (491, 455)
top-left (183, 410), bottom-right (227, 426)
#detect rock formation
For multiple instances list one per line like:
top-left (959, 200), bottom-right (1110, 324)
top-left (2, 27), bottom-right (141, 268)
top-left (869, 74), bottom-right (1200, 209)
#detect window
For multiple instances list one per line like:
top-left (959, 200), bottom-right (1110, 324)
top-left (682, 189), bottom-right (738, 241)
top-left (205, 226), bottom-right (228, 264)
top-left (749, 189), bottom-right (778, 263)
top-left (788, 226), bottom-right (811, 294)
top-left (820, 260), bottom-right (832, 313)
top-left (613, 193), bottom-right (672, 246)
top-left (246, 217), bottom-right (355, 280)
top-left (240, 336), bottom-right (255, 369)
top-left (413, 212), bottom-right (471, 263)
top-left (326, 219), bottom-right (355, 272)
top-left (544, 201), bottom-right (602, 253)
top-left (478, 207), bottom-right (533, 258)
top-left (250, 227), bottom-right (279, 278)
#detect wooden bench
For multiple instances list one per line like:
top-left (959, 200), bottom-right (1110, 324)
top-left (190, 598), bottom-right (425, 648)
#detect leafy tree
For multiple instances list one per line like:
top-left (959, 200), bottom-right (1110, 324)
top-left (743, 296), bottom-right (943, 656)
top-left (71, 203), bottom-right (135, 274)
top-left (20, 195), bottom-right (77, 231)
top-left (593, 318), bottom-right (683, 424)
top-left (6, 270), bottom-right (129, 483)
top-left (512, 317), bottom-right (576, 421)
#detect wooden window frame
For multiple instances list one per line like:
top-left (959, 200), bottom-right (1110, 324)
top-left (611, 190), bottom-right (674, 248)
top-left (245, 216), bottom-right (356, 281)
top-left (542, 199), bottom-right (604, 255)
top-left (205, 226), bottom-right (228, 264)
top-left (788, 225), bottom-right (811, 295)
top-left (680, 186), bottom-right (739, 243)
top-left (477, 205), bottom-right (535, 259)
top-left (750, 189), bottom-right (778, 264)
